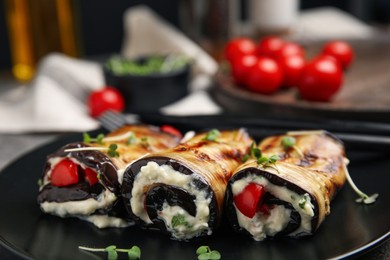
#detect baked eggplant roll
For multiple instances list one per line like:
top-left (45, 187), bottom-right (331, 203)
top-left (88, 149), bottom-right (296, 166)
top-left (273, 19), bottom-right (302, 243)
top-left (121, 129), bottom-right (253, 240)
top-left (225, 130), bottom-right (347, 241)
top-left (37, 125), bottom-right (180, 228)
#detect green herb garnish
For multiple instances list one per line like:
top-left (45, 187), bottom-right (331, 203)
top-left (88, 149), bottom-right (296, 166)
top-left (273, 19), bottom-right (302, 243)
top-left (83, 133), bottom-right (104, 145)
top-left (242, 142), bottom-right (280, 170)
top-left (105, 55), bottom-right (191, 76)
top-left (171, 214), bottom-right (191, 228)
top-left (37, 178), bottom-right (43, 187)
top-left (343, 161), bottom-right (378, 204)
top-left (107, 144), bottom-right (119, 157)
top-left (196, 246), bottom-right (221, 260)
top-left (298, 195), bottom-right (308, 209)
top-left (78, 245), bottom-right (141, 260)
top-left (126, 132), bottom-right (136, 145)
top-left (281, 136), bottom-right (304, 157)
top-left (203, 129), bottom-right (221, 142)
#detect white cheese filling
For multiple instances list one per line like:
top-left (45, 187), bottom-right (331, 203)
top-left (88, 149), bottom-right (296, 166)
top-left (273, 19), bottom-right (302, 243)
top-left (40, 189), bottom-right (117, 217)
top-left (81, 215), bottom-right (130, 229)
top-left (232, 174), bottom-right (315, 240)
top-left (130, 161), bottom-right (211, 239)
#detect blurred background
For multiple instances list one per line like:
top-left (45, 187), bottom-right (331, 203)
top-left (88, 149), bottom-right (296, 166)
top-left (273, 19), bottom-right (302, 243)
top-left (1, 0), bottom-right (390, 82)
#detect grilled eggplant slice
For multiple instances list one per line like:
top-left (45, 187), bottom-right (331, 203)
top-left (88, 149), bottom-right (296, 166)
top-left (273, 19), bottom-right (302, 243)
top-left (37, 125), bottom-right (180, 228)
top-left (225, 130), bottom-right (347, 241)
top-left (121, 129), bottom-right (253, 240)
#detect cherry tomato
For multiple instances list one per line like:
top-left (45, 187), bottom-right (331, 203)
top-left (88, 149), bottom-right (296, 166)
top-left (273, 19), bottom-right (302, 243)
top-left (160, 125), bottom-right (183, 139)
top-left (276, 42), bottom-right (304, 60)
top-left (234, 183), bottom-right (265, 218)
top-left (224, 38), bottom-right (257, 63)
top-left (297, 55), bottom-right (343, 101)
top-left (50, 159), bottom-right (79, 187)
top-left (246, 57), bottom-right (283, 94)
top-left (231, 54), bottom-right (258, 86)
top-left (279, 54), bottom-right (306, 88)
top-left (87, 87), bottom-right (125, 118)
top-left (83, 168), bottom-right (99, 186)
top-left (256, 36), bottom-right (285, 58)
top-left (322, 40), bottom-right (354, 69)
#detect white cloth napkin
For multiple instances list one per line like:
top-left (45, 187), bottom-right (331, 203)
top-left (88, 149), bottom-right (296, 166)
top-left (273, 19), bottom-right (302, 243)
top-left (0, 54), bottom-right (103, 133)
top-left (0, 5), bottom-right (220, 133)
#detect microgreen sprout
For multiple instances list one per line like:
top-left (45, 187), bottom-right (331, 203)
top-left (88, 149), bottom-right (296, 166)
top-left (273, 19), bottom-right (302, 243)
top-left (343, 162), bottom-right (378, 204)
top-left (126, 132), bottom-right (136, 145)
top-left (203, 129), bottom-right (221, 142)
top-left (281, 136), bottom-right (304, 157)
top-left (242, 142), bottom-right (280, 170)
top-left (78, 245), bottom-right (141, 260)
top-left (64, 143), bottom-right (120, 157)
top-left (196, 246), bottom-right (221, 260)
top-left (83, 133), bottom-right (104, 145)
top-left (107, 144), bottom-right (119, 157)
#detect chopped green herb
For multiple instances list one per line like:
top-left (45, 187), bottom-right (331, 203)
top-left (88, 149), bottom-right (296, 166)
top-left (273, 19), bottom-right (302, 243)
top-left (79, 245), bottom-right (141, 260)
top-left (242, 154), bottom-right (250, 163)
top-left (298, 195), bottom-right (308, 209)
top-left (203, 129), bottom-right (221, 142)
top-left (171, 214), bottom-right (190, 228)
top-left (83, 133), bottom-right (91, 143)
top-left (37, 178), bottom-right (43, 187)
top-left (107, 144), bottom-right (119, 157)
top-left (196, 246), bottom-right (221, 260)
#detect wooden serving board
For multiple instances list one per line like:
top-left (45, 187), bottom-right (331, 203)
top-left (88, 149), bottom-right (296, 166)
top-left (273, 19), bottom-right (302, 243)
top-left (212, 40), bottom-right (390, 122)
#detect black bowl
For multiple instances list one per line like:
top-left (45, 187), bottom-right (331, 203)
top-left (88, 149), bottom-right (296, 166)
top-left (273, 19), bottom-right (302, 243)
top-left (103, 56), bottom-right (190, 113)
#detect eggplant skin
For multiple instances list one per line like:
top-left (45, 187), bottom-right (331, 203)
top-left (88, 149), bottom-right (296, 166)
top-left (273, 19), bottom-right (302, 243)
top-left (121, 129), bottom-right (253, 240)
top-left (226, 130), bottom-right (347, 240)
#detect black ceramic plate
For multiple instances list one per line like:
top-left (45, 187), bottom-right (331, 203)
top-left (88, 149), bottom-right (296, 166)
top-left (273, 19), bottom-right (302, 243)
top-left (0, 127), bottom-right (389, 260)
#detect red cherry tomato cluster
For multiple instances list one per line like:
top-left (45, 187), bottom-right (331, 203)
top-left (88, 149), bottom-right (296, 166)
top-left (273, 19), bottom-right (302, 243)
top-left (50, 159), bottom-right (99, 187)
top-left (224, 36), bottom-right (354, 101)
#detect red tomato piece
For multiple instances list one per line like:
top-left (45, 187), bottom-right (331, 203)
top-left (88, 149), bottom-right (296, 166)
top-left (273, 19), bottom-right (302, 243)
top-left (279, 54), bottom-right (306, 88)
top-left (87, 87), bottom-right (125, 118)
top-left (297, 55), bottom-right (343, 101)
top-left (322, 40), bottom-right (354, 69)
top-left (231, 54), bottom-right (258, 86)
top-left (234, 183), bottom-right (265, 218)
top-left (256, 36), bottom-right (285, 58)
top-left (246, 57), bottom-right (283, 94)
top-left (224, 38), bottom-right (257, 63)
top-left (160, 125), bottom-right (183, 139)
top-left (83, 167), bottom-right (99, 186)
top-left (276, 42), bottom-right (304, 60)
top-left (50, 159), bottom-right (79, 187)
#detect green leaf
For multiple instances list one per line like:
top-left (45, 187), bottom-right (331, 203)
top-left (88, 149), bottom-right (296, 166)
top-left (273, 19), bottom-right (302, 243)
top-left (171, 214), bottom-right (190, 228)
top-left (281, 136), bottom-right (296, 149)
top-left (252, 148), bottom-right (261, 159)
top-left (108, 144), bottom-right (119, 157)
top-left (105, 245), bottom-right (117, 251)
top-left (242, 154), bottom-right (249, 163)
top-left (209, 250), bottom-right (221, 260)
top-left (97, 134), bottom-right (105, 145)
top-left (128, 246), bottom-right (141, 260)
top-left (107, 250), bottom-right (118, 260)
top-left (83, 133), bottom-right (91, 143)
top-left (198, 253), bottom-right (211, 260)
top-left (203, 129), bottom-right (221, 142)
top-left (269, 155), bottom-right (280, 163)
top-left (196, 246), bottom-right (210, 255)
top-left (257, 157), bottom-right (268, 164)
